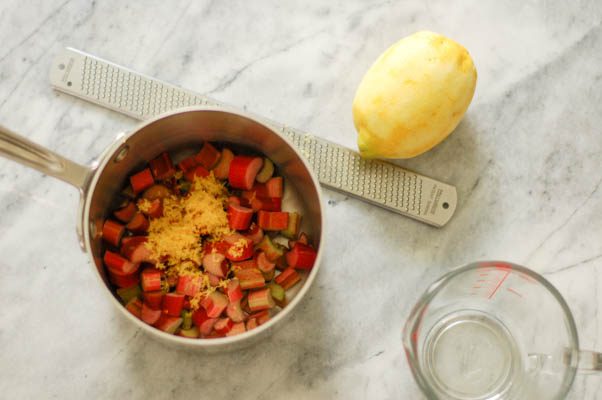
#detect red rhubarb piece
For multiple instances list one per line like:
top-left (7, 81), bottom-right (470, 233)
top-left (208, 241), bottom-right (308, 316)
top-left (194, 142), bottom-right (221, 169)
top-left (201, 291), bottom-right (229, 318)
top-left (225, 236), bottom-right (254, 262)
top-left (162, 293), bottom-right (185, 317)
top-left (234, 268), bottom-right (265, 290)
top-left (142, 184), bottom-right (171, 200)
top-left (192, 308), bottom-right (210, 327)
top-left (286, 243), bottom-right (317, 270)
top-left (246, 318), bottom-right (258, 331)
top-left (275, 267), bottom-right (301, 290)
top-left (226, 279), bottom-right (243, 303)
top-left (207, 273), bottom-right (221, 287)
top-left (141, 302), bottom-right (162, 325)
top-left (140, 268), bottom-right (162, 292)
top-left (154, 315), bottom-right (182, 334)
top-left (249, 310), bottom-right (271, 325)
top-left (104, 250), bottom-right (139, 275)
top-left (126, 212), bottom-right (149, 234)
top-left (213, 148), bottom-right (234, 179)
top-left (125, 298), bottom-right (142, 318)
top-left (250, 196), bottom-right (282, 212)
top-left (202, 252), bottom-right (228, 277)
top-left (177, 155), bottom-right (198, 173)
top-left (254, 177), bottom-right (283, 198)
top-left (226, 322), bottom-right (246, 337)
top-left (120, 236), bottom-right (154, 264)
top-left (257, 251), bottom-right (276, 274)
top-left (102, 219), bottom-right (125, 247)
top-left (228, 156), bottom-right (263, 190)
top-left (113, 202), bottom-right (137, 223)
top-left (140, 199), bottom-right (163, 219)
top-left (226, 300), bottom-right (246, 323)
top-left (176, 275), bottom-right (202, 297)
top-left (228, 196), bottom-right (241, 206)
top-left (200, 318), bottom-right (218, 336)
top-left (149, 152), bottom-right (176, 180)
top-left (204, 240), bottom-right (230, 256)
top-left (214, 318), bottom-right (234, 335)
top-left (232, 259), bottom-right (258, 270)
top-left (257, 211), bottom-right (289, 231)
top-left (227, 204), bottom-right (253, 231)
top-left (143, 290), bottom-right (164, 309)
top-left (185, 165), bottom-right (210, 182)
top-left (243, 223), bottom-right (264, 244)
top-left (130, 168), bottom-right (154, 194)
top-left (110, 270), bottom-right (140, 288)
top-left (248, 288), bottom-right (275, 312)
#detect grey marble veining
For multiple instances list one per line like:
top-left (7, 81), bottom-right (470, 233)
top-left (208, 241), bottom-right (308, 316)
top-left (1, 1), bottom-right (601, 399)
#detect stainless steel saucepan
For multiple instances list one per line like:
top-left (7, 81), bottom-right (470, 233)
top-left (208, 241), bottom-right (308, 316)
top-left (0, 106), bottom-right (324, 351)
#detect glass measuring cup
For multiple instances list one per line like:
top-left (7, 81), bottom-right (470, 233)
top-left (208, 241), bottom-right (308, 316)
top-left (403, 261), bottom-right (601, 399)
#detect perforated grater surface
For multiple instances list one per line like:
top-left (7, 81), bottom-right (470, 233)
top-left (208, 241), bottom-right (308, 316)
top-left (49, 48), bottom-right (457, 227)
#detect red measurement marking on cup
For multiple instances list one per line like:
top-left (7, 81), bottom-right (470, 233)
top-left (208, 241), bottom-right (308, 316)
top-left (506, 287), bottom-right (522, 298)
top-left (488, 270), bottom-right (511, 299)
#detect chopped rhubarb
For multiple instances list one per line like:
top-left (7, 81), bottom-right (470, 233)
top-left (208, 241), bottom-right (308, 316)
top-left (257, 235), bottom-right (285, 261)
top-left (113, 202), bottom-right (137, 223)
top-left (225, 236), bottom-right (254, 262)
top-left (177, 155), bottom-right (198, 173)
top-left (213, 147), bottom-right (234, 179)
top-left (214, 318), bottom-right (234, 335)
top-left (228, 196), bottom-right (241, 206)
top-left (163, 293), bottom-right (185, 317)
top-left (130, 168), bottom-right (155, 194)
top-left (195, 142), bottom-right (221, 169)
top-left (257, 252), bottom-right (276, 274)
top-left (104, 250), bottom-right (139, 276)
top-left (199, 318), bottom-right (218, 336)
top-left (243, 222), bottom-right (264, 244)
top-left (255, 157), bottom-right (274, 183)
top-left (246, 318), bottom-right (258, 330)
top-left (226, 322), bottom-right (246, 337)
top-left (176, 275), bottom-right (202, 296)
top-left (208, 273), bottom-right (221, 287)
top-left (226, 279), bottom-right (244, 303)
top-left (109, 270), bottom-right (140, 288)
top-left (204, 240), bottom-right (230, 256)
top-left (140, 268), bottom-right (162, 292)
top-left (185, 165), bottom-right (210, 182)
top-left (154, 316), bottom-right (182, 334)
top-left (179, 326), bottom-right (200, 338)
top-left (228, 156), bottom-right (263, 190)
top-left (102, 219), bottom-right (125, 247)
top-left (232, 259), bottom-right (258, 270)
top-left (257, 211), bottom-right (289, 231)
top-left (143, 290), bottom-right (164, 309)
top-left (142, 184), bottom-right (171, 200)
top-left (149, 152), bottom-right (176, 180)
top-left (120, 236), bottom-right (153, 264)
top-left (139, 198), bottom-right (163, 219)
top-left (250, 196), bottom-right (282, 212)
top-left (249, 310), bottom-right (271, 325)
top-left (298, 232), bottom-right (309, 245)
top-left (248, 288), bottom-right (275, 311)
top-left (281, 212), bottom-right (301, 239)
top-left (234, 268), bottom-right (265, 290)
top-left (255, 177), bottom-right (283, 198)
top-left (202, 252), bottom-right (228, 277)
top-left (116, 284), bottom-right (141, 304)
top-left (227, 204), bottom-right (253, 231)
top-left (125, 297), bottom-right (142, 318)
top-left (286, 243), bottom-right (317, 270)
top-left (267, 282), bottom-right (285, 302)
top-left (192, 308), bottom-right (211, 327)
top-left (126, 212), bottom-right (149, 234)
top-left (274, 268), bottom-right (301, 291)
top-left (226, 300), bottom-right (246, 323)
top-left (141, 302), bottom-right (162, 325)
top-left (201, 291), bottom-right (229, 318)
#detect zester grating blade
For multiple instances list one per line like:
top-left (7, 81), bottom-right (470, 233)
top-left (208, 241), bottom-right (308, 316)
top-left (49, 47), bottom-right (457, 227)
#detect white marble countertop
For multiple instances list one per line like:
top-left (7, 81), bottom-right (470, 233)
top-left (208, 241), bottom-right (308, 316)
top-left (1, 1), bottom-right (601, 399)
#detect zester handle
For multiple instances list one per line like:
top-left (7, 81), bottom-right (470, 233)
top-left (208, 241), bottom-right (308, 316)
top-left (49, 47), bottom-right (457, 227)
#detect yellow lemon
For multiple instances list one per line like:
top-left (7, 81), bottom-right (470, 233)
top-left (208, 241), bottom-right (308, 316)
top-left (352, 31), bottom-right (477, 159)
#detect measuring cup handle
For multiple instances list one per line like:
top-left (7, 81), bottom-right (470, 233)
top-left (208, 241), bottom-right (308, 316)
top-left (578, 350), bottom-right (602, 372)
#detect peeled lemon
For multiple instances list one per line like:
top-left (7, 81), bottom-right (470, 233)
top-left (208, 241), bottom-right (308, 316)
top-left (352, 31), bottom-right (477, 159)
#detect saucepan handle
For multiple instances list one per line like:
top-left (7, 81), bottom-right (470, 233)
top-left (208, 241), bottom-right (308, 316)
top-left (0, 124), bottom-right (92, 190)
